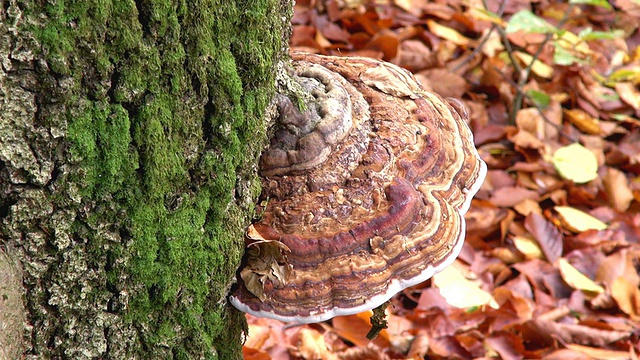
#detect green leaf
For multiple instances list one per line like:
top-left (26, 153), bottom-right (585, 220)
top-left (526, 89), bottom-right (551, 109)
top-left (578, 27), bottom-right (624, 41)
top-left (569, 0), bottom-right (612, 10)
top-left (506, 10), bottom-right (557, 34)
top-left (553, 42), bottom-right (588, 65)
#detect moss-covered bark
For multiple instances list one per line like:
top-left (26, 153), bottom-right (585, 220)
top-left (0, 0), bottom-right (291, 358)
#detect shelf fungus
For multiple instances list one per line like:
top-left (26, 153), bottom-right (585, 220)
top-left (230, 52), bottom-right (487, 324)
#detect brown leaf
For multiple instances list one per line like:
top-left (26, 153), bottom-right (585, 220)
top-left (242, 347), bottom-right (272, 360)
top-left (366, 29), bottom-right (399, 61)
top-left (331, 311), bottom-right (391, 349)
top-left (615, 82), bottom-right (640, 111)
top-left (313, 13), bottom-right (351, 43)
top-left (602, 167), bottom-right (634, 212)
top-left (530, 307), bottom-right (630, 347)
top-left (524, 213), bottom-right (563, 263)
top-left (485, 332), bottom-right (525, 360)
top-left (428, 335), bottom-right (471, 359)
top-left (295, 328), bottom-right (338, 360)
top-left (393, 39), bottom-right (435, 72)
top-left (563, 344), bottom-right (632, 360)
top-left (490, 186), bottom-right (539, 208)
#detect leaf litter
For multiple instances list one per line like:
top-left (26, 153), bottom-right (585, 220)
top-left (244, 0), bottom-right (640, 358)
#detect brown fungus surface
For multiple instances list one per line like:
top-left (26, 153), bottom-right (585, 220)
top-left (230, 52), bottom-right (487, 323)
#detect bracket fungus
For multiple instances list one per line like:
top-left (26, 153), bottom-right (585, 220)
top-left (230, 52), bottom-right (487, 324)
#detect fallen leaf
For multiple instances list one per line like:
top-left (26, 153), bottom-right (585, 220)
top-left (332, 311), bottom-right (391, 349)
top-left (554, 206), bottom-right (608, 232)
top-left (602, 167), bottom-right (634, 212)
top-left (426, 19), bottom-right (472, 46)
top-left (615, 82), bottom-right (640, 111)
top-left (563, 109), bottom-right (602, 135)
top-left (557, 258), bottom-right (605, 295)
top-left (296, 328), bottom-right (338, 360)
top-left (552, 143), bottom-right (599, 184)
top-left (524, 213), bottom-right (563, 263)
top-left (490, 186), bottom-right (539, 207)
top-left (243, 347), bottom-right (271, 360)
top-left (433, 262), bottom-right (499, 309)
top-left (513, 235), bottom-right (544, 260)
top-left (514, 51), bottom-right (554, 79)
top-left (513, 198), bottom-right (542, 216)
top-left (484, 332), bottom-right (525, 360)
top-left (564, 343), bottom-right (631, 360)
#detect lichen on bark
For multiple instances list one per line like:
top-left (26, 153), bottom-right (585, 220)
top-left (0, 0), bottom-right (292, 358)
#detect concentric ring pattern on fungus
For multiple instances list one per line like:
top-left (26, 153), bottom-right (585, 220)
top-left (230, 52), bottom-right (487, 324)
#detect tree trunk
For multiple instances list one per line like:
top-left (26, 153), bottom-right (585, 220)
top-left (0, 0), bottom-right (291, 358)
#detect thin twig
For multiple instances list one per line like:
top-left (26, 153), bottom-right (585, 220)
top-left (452, 0), bottom-right (509, 73)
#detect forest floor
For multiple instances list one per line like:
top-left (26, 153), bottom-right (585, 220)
top-left (243, 1), bottom-right (640, 359)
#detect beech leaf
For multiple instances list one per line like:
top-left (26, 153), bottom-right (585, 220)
top-left (552, 143), bottom-right (598, 184)
top-left (554, 206), bottom-right (608, 232)
top-left (433, 263), bottom-right (499, 309)
top-left (558, 258), bottom-right (605, 295)
top-left (524, 213), bottom-right (563, 263)
top-left (506, 10), bottom-right (557, 34)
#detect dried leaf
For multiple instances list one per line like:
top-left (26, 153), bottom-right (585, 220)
top-left (514, 51), bottom-right (554, 79)
top-left (332, 311), bottom-right (391, 349)
top-left (484, 333), bottom-right (525, 360)
top-left (563, 109), bottom-right (602, 135)
top-left (611, 277), bottom-right (640, 319)
top-left (242, 347), bottom-right (271, 360)
top-left (491, 186), bottom-right (539, 208)
top-left (552, 143), bottom-right (598, 184)
top-left (433, 262), bottom-right (499, 309)
top-left (616, 82), bottom-right (640, 111)
top-left (557, 258), bottom-right (605, 295)
top-left (524, 213), bottom-right (563, 263)
top-left (426, 20), bottom-right (472, 46)
top-left (296, 328), bottom-right (338, 360)
top-left (513, 235), bottom-right (544, 260)
top-left (554, 206), bottom-right (608, 232)
top-left (241, 238), bottom-right (293, 301)
top-left (563, 344), bottom-right (630, 360)
top-left (602, 167), bottom-right (634, 212)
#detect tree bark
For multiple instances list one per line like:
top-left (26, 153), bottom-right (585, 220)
top-left (0, 0), bottom-right (291, 358)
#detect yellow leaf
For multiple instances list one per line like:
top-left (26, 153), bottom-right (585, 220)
top-left (611, 277), bottom-right (640, 320)
top-left (607, 66), bottom-right (640, 84)
top-left (563, 109), bottom-right (602, 135)
top-left (467, 8), bottom-right (506, 26)
top-left (427, 20), bottom-right (472, 46)
top-left (558, 258), bottom-right (605, 295)
top-left (564, 343), bottom-right (631, 360)
top-left (554, 206), bottom-right (608, 232)
top-left (514, 51), bottom-right (553, 79)
top-left (433, 263), bottom-right (499, 309)
top-left (616, 82), bottom-right (640, 111)
top-left (297, 328), bottom-right (338, 360)
top-left (554, 31), bottom-right (591, 55)
top-left (552, 143), bottom-right (598, 183)
top-left (513, 235), bottom-right (544, 260)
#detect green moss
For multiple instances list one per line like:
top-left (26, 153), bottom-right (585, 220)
top-left (25, 0), bottom-right (288, 357)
